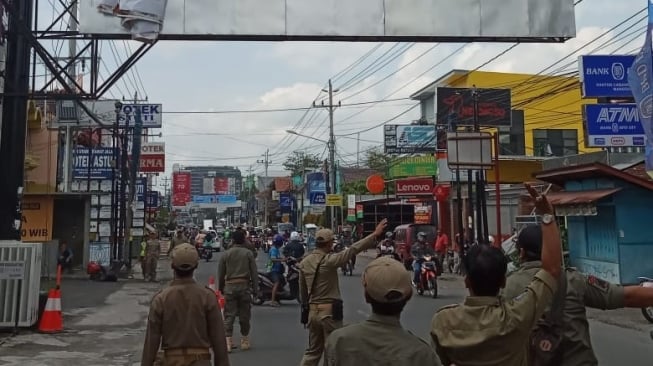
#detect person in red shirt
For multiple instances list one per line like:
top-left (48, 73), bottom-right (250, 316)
top-left (434, 229), bottom-right (449, 274)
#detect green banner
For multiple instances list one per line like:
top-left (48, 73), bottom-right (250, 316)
top-left (389, 155), bottom-right (438, 178)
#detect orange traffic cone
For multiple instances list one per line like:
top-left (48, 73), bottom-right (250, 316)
top-left (215, 289), bottom-right (225, 314)
top-left (39, 288), bottom-right (63, 333)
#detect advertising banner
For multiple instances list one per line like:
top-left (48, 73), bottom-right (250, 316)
top-left (414, 205), bottom-right (432, 224)
top-left (20, 196), bottom-right (54, 242)
top-left (307, 172), bottom-right (326, 193)
top-left (627, 1), bottom-right (653, 178)
top-left (202, 178), bottom-right (215, 194)
top-left (309, 192), bottom-right (326, 205)
top-left (384, 124), bottom-right (437, 154)
top-left (146, 191), bottom-right (159, 209)
top-left (172, 171), bottom-right (191, 206)
top-left (280, 193), bottom-right (293, 208)
top-left (136, 142), bottom-right (165, 173)
top-left (136, 177), bottom-right (147, 201)
top-left (80, 0), bottom-right (576, 43)
top-left (72, 147), bottom-right (116, 180)
top-left (217, 195), bottom-right (238, 205)
top-left (388, 155), bottom-right (437, 178)
top-left (580, 55), bottom-right (635, 98)
top-left (56, 100), bottom-right (164, 128)
top-left (214, 177), bottom-right (229, 195)
top-left (347, 195), bottom-right (356, 221)
top-left (356, 204), bottom-right (364, 219)
top-left (395, 178), bottom-right (434, 196)
top-left (436, 87), bottom-right (512, 127)
top-left (583, 104), bottom-right (646, 147)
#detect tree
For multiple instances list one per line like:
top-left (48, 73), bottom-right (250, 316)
top-left (283, 151), bottom-right (322, 176)
top-left (365, 147), bottom-right (395, 173)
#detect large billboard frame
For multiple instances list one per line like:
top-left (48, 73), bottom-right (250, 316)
top-left (79, 0), bottom-right (576, 43)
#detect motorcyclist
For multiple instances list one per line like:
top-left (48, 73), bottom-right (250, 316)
top-left (283, 231), bottom-right (305, 259)
top-left (377, 232), bottom-right (399, 261)
top-left (411, 232), bottom-right (435, 286)
top-left (340, 229), bottom-right (355, 269)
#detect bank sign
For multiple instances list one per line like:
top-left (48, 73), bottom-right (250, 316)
top-left (584, 104), bottom-right (646, 147)
top-left (395, 178), bottom-right (433, 196)
top-left (579, 55), bottom-right (635, 98)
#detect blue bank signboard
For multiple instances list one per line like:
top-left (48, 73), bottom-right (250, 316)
top-left (579, 55), bottom-right (636, 98)
top-left (584, 104), bottom-right (646, 147)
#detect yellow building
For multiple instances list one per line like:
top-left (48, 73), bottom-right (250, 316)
top-left (410, 69), bottom-right (598, 158)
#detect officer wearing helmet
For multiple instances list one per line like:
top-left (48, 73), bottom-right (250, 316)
top-left (410, 232), bottom-right (435, 287)
top-left (141, 243), bottom-right (230, 366)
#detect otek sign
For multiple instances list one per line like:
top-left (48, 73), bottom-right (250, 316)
top-left (137, 142), bottom-right (165, 173)
top-left (395, 178), bottom-right (433, 196)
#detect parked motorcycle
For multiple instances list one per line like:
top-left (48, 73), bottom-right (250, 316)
top-left (253, 257), bottom-right (300, 305)
top-left (417, 254), bottom-right (438, 298)
top-left (639, 277), bottom-right (653, 323)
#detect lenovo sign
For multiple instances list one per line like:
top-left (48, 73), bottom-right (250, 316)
top-left (396, 178), bottom-right (433, 196)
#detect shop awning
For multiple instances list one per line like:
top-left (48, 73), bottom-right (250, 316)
top-left (546, 188), bottom-right (621, 206)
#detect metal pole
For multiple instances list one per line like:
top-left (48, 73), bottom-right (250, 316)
top-left (493, 133), bottom-right (502, 246)
top-left (356, 132), bottom-right (360, 168)
top-left (328, 79), bottom-right (337, 230)
top-left (61, 0), bottom-right (78, 194)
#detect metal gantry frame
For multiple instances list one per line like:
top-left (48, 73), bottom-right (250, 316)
top-left (1, 0), bottom-right (155, 102)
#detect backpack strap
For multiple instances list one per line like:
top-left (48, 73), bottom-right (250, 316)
top-left (545, 270), bottom-right (567, 326)
top-left (307, 255), bottom-right (327, 303)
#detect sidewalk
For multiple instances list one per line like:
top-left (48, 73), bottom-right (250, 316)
top-left (0, 258), bottom-right (173, 366)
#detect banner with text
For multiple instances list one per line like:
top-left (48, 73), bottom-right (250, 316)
top-left (72, 147), bottom-right (116, 180)
top-left (172, 171), bottom-right (191, 206)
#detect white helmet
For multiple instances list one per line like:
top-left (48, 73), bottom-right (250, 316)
top-left (290, 231), bottom-right (300, 241)
top-left (488, 235), bottom-right (495, 244)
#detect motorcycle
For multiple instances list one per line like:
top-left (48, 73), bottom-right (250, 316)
top-left (639, 276), bottom-right (653, 323)
top-left (334, 240), bottom-right (353, 276)
top-left (417, 254), bottom-right (438, 298)
top-left (446, 249), bottom-right (455, 273)
top-left (253, 257), bottom-right (300, 305)
top-left (377, 242), bottom-right (401, 262)
top-left (199, 245), bottom-right (213, 262)
top-left (251, 235), bottom-right (262, 250)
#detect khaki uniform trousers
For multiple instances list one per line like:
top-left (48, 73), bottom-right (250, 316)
top-left (300, 304), bottom-right (343, 366)
top-left (223, 282), bottom-right (252, 337)
top-left (161, 348), bottom-right (211, 366)
top-left (145, 254), bottom-right (158, 281)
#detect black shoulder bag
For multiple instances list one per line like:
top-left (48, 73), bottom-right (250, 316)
top-left (301, 255), bottom-right (326, 327)
top-left (530, 271), bottom-right (568, 366)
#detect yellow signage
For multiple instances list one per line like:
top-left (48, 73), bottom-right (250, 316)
top-left (21, 196), bottom-right (54, 242)
top-left (325, 194), bottom-right (343, 207)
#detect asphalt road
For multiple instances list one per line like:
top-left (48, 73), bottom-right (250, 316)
top-left (196, 250), bottom-right (653, 366)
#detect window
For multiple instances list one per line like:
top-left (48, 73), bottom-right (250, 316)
top-left (498, 110), bottom-right (526, 155)
top-left (533, 129), bottom-right (578, 157)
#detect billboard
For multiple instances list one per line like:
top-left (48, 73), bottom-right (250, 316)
top-left (307, 172), bottom-right (326, 193)
top-left (72, 147), bottom-right (116, 180)
top-left (79, 0), bottom-right (576, 42)
top-left (583, 104), bottom-right (646, 147)
top-left (136, 177), bottom-right (147, 201)
top-left (388, 155), bottom-right (437, 178)
top-left (54, 100), bottom-right (163, 128)
top-left (20, 196), bottom-right (54, 242)
top-left (131, 142), bottom-right (165, 173)
top-left (395, 178), bottom-right (434, 196)
top-left (309, 192), bottom-right (326, 205)
top-left (384, 124), bottom-right (437, 154)
top-left (214, 177), bottom-right (229, 195)
top-left (172, 171), bottom-right (191, 206)
top-left (579, 55), bottom-right (635, 98)
top-left (436, 87), bottom-right (512, 127)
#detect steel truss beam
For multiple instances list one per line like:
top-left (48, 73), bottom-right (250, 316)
top-left (1, 0), bottom-right (155, 101)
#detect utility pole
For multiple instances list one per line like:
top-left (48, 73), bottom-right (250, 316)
top-left (160, 176), bottom-right (171, 210)
top-left (257, 150), bottom-right (271, 228)
top-left (356, 132), bottom-right (361, 168)
top-left (314, 79), bottom-right (340, 230)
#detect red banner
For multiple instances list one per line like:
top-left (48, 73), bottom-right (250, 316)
top-left (172, 172), bottom-right (191, 206)
top-left (139, 154), bottom-right (165, 173)
top-left (395, 178), bottom-right (434, 196)
top-left (214, 177), bottom-right (229, 195)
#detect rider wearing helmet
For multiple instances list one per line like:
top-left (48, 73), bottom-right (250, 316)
top-left (284, 231), bottom-right (305, 259)
top-left (410, 232), bottom-right (435, 286)
top-left (377, 231), bottom-right (399, 260)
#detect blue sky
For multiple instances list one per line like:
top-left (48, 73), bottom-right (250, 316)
top-left (37, 0), bottom-right (645, 183)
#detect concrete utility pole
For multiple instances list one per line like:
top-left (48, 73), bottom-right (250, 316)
top-left (257, 150), bottom-right (271, 228)
top-left (314, 79), bottom-right (340, 230)
top-left (160, 176), bottom-right (171, 209)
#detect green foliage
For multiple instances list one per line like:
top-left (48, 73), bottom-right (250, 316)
top-left (364, 147), bottom-right (395, 173)
top-left (283, 151), bottom-right (322, 176)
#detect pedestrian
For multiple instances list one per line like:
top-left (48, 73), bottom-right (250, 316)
top-left (168, 229), bottom-right (187, 256)
top-left (217, 229), bottom-right (258, 353)
top-left (141, 243), bottom-right (230, 366)
top-left (298, 218), bottom-right (388, 366)
top-left (140, 239), bottom-right (147, 279)
top-left (434, 229), bottom-right (449, 273)
top-left (267, 235), bottom-right (285, 307)
top-left (144, 231), bottom-right (161, 282)
top-left (57, 241), bottom-right (74, 273)
top-left (431, 183), bottom-right (562, 366)
top-left (503, 224), bottom-right (653, 365)
top-left (324, 256), bottom-right (442, 366)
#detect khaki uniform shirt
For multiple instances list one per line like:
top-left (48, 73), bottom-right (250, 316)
top-left (432, 269), bottom-right (558, 366)
top-left (324, 314), bottom-right (442, 366)
top-left (502, 261), bottom-right (625, 366)
top-left (217, 244), bottom-right (258, 291)
top-left (146, 239), bottom-right (161, 257)
top-left (298, 234), bottom-right (377, 304)
top-left (169, 236), bottom-right (187, 253)
top-left (141, 277), bottom-right (230, 366)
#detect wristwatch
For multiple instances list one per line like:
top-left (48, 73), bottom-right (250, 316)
top-left (541, 213), bottom-right (555, 225)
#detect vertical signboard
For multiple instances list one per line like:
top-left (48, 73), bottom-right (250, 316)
top-left (214, 177), bottom-right (229, 194)
top-left (347, 195), bottom-right (356, 222)
top-left (172, 172), bottom-right (192, 206)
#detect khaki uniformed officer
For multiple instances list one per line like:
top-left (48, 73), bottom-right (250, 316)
top-left (141, 243), bottom-right (230, 366)
top-left (298, 219), bottom-right (388, 366)
top-left (145, 231), bottom-right (162, 282)
top-left (503, 224), bottom-right (653, 366)
top-left (431, 183), bottom-right (561, 366)
top-left (324, 256), bottom-right (442, 366)
top-left (217, 229), bottom-right (258, 353)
